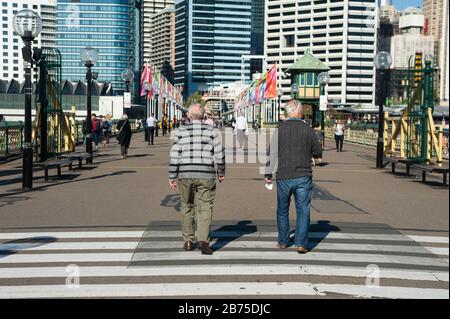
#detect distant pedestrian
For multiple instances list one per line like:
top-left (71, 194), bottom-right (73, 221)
top-left (146, 113), bottom-right (157, 145)
top-left (116, 114), bottom-right (132, 159)
top-left (169, 103), bottom-right (226, 255)
top-left (334, 120), bottom-right (345, 152)
top-left (136, 118), bottom-right (142, 132)
top-left (312, 121), bottom-right (324, 166)
top-left (235, 112), bottom-right (248, 150)
top-left (265, 99), bottom-right (322, 254)
top-left (101, 114), bottom-right (112, 148)
top-left (82, 116), bottom-right (89, 146)
top-left (162, 115), bottom-right (168, 136)
top-left (91, 114), bottom-right (102, 149)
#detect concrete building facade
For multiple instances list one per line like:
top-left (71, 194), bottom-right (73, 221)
top-left (1, 0), bottom-right (56, 82)
top-left (141, 0), bottom-right (175, 66)
top-left (148, 6), bottom-right (175, 69)
top-left (265, 0), bottom-right (378, 107)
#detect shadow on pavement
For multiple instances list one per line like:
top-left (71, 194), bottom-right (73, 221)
top-left (303, 220), bottom-right (341, 251)
top-left (0, 236), bottom-right (57, 258)
top-left (210, 220), bottom-right (257, 252)
top-left (160, 194), bottom-right (181, 212)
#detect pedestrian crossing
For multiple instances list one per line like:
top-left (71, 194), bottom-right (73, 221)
top-left (0, 221), bottom-right (448, 299)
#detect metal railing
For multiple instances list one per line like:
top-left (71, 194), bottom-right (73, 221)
top-left (0, 120), bottom-right (138, 159)
top-left (325, 123), bottom-right (449, 160)
top-left (0, 122), bottom-right (24, 158)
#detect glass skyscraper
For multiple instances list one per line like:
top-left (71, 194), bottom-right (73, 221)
top-left (57, 0), bottom-right (135, 94)
top-left (174, 0), bottom-right (253, 96)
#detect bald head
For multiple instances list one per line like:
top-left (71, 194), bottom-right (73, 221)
top-left (285, 99), bottom-right (303, 118)
top-left (188, 103), bottom-right (205, 121)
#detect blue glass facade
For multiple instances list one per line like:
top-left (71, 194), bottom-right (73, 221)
top-left (175, 0), bottom-right (252, 96)
top-left (57, 0), bottom-right (135, 94)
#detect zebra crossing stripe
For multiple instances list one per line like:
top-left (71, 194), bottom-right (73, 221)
top-left (0, 265), bottom-right (447, 282)
top-left (0, 251), bottom-right (446, 267)
top-left (0, 231), bottom-right (447, 244)
top-left (0, 241), bottom-right (447, 256)
top-left (0, 282), bottom-right (447, 299)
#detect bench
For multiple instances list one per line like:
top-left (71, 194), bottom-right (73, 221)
top-left (411, 164), bottom-right (449, 187)
top-left (386, 157), bottom-right (415, 176)
top-left (62, 152), bottom-right (93, 169)
top-left (34, 158), bottom-right (74, 181)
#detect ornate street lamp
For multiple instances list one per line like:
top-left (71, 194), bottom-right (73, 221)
top-left (121, 68), bottom-right (134, 93)
top-left (374, 51), bottom-right (392, 169)
top-left (80, 46), bottom-right (99, 163)
top-left (13, 9), bottom-right (42, 189)
top-left (318, 72), bottom-right (330, 131)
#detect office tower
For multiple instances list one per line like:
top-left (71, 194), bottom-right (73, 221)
top-left (148, 6), bottom-right (175, 70)
top-left (56, 0), bottom-right (135, 94)
top-left (265, 0), bottom-right (378, 107)
top-left (141, 0), bottom-right (175, 66)
top-left (174, 0), bottom-right (254, 96)
top-left (1, 0), bottom-right (56, 82)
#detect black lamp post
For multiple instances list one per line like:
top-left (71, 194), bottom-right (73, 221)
top-left (318, 72), bottom-right (330, 131)
top-left (277, 88), bottom-right (283, 121)
top-left (80, 46), bottom-right (99, 164)
top-left (121, 68), bottom-right (134, 117)
top-left (374, 51), bottom-right (392, 169)
top-left (13, 9), bottom-right (42, 189)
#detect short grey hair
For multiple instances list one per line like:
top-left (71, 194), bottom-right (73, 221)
top-left (285, 99), bottom-right (303, 116)
top-left (188, 103), bottom-right (205, 120)
top-left (121, 114), bottom-right (128, 120)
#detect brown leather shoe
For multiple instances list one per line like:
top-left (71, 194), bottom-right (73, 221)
top-left (183, 241), bottom-right (194, 251)
top-left (198, 241), bottom-right (214, 255)
top-left (277, 243), bottom-right (288, 249)
top-left (297, 246), bottom-right (309, 254)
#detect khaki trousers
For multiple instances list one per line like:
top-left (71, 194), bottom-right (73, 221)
top-left (178, 178), bottom-right (216, 243)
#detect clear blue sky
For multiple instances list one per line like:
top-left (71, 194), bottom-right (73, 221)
top-left (393, 0), bottom-right (422, 10)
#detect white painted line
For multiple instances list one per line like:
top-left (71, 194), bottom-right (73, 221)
top-left (0, 231), bottom-right (145, 240)
top-left (408, 235), bottom-right (449, 244)
top-left (0, 282), bottom-right (447, 299)
top-left (130, 251), bottom-right (449, 267)
top-left (0, 253), bottom-right (133, 263)
top-left (1, 251), bottom-right (446, 267)
top-left (425, 247), bottom-right (449, 256)
top-left (0, 231), bottom-right (447, 244)
top-left (0, 265), bottom-right (447, 282)
top-left (0, 241), bottom-right (446, 256)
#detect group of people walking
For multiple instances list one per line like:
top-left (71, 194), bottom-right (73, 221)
top-left (169, 100), bottom-right (323, 255)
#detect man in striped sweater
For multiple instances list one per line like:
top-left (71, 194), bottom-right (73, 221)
top-left (169, 103), bottom-right (226, 255)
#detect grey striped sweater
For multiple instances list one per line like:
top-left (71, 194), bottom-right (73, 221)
top-left (169, 121), bottom-right (225, 180)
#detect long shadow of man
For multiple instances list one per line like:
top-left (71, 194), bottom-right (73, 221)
top-left (210, 220), bottom-right (257, 252)
top-left (300, 220), bottom-right (341, 251)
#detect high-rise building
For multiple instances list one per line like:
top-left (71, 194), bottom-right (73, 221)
top-left (423, 0), bottom-right (444, 43)
top-left (1, 0), bottom-right (56, 82)
top-left (265, 0), bottom-right (378, 107)
top-left (56, 0), bottom-right (135, 94)
top-left (391, 8), bottom-right (435, 69)
top-left (141, 0), bottom-right (175, 66)
top-left (439, 0), bottom-right (449, 104)
top-left (148, 6), bottom-right (175, 70)
top-left (174, 0), bottom-right (254, 96)
top-left (389, 8), bottom-right (435, 102)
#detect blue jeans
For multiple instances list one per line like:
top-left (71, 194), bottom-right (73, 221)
top-left (276, 176), bottom-right (313, 247)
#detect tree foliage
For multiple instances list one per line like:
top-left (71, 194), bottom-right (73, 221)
top-left (185, 92), bottom-right (206, 108)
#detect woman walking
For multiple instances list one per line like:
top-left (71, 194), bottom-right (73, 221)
top-left (116, 114), bottom-right (132, 159)
top-left (334, 120), bottom-right (345, 152)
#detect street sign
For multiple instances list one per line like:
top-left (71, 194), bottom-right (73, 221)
top-left (124, 92), bottom-right (131, 109)
top-left (320, 95), bottom-right (327, 111)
